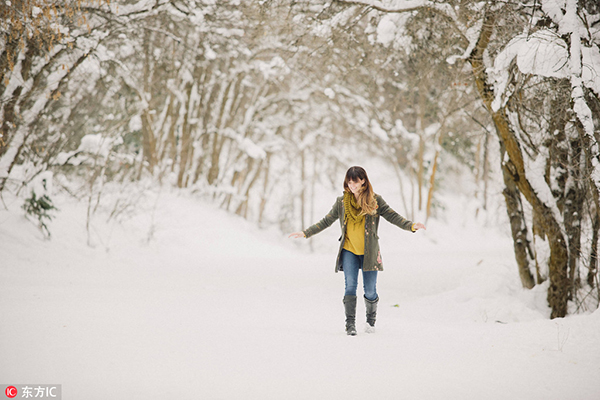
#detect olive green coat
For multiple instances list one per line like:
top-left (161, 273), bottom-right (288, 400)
top-left (303, 194), bottom-right (414, 272)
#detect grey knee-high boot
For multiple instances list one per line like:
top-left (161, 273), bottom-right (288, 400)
top-left (343, 295), bottom-right (357, 336)
top-left (365, 295), bottom-right (379, 328)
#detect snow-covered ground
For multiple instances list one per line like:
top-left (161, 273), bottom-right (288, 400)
top-left (1, 189), bottom-right (599, 400)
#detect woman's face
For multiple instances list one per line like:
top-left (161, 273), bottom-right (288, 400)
top-left (347, 178), bottom-right (365, 195)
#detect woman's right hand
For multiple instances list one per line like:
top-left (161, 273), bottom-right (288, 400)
top-left (288, 231), bottom-right (305, 239)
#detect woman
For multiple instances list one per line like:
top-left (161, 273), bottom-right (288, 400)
top-left (289, 166), bottom-right (425, 336)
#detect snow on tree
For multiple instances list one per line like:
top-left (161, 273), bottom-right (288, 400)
top-left (3, 0), bottom-right (598, 318)
top-left (333, 0), bottom-right (600, 317)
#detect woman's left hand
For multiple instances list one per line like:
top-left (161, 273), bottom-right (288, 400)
top-left (413, 222), bottom-right (426, 231)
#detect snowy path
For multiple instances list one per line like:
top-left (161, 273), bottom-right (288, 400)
top-left (1, 193), bottom-right (599, 399)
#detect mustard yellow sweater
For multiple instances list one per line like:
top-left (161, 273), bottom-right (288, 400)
top-left (343, 218), bottom-right (365, 255)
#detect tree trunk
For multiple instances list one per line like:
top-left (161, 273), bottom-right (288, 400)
top-left (235, 158), bottom-right (263, 218)
top-left (468, 7), bottom-right (569, 317)
top-left (425, 137), bottom-right (441, 222)
top-left (207, 74), bottom-right (236, 186)
top-left (258, 152), bottom-right (271, 226)
top-left (177, 82), bottom-right (195, 188)
top-left (564, 130), bottom-right (584, 300)
top-left (141, 30), bottom-right (157, 173)
top-left (300, 139), bottom-right (306, 231)
top-left (589, 188), bottom-right (600, 288)
top-left (482, 129), bottom-right (490, 210)
top-left (392, 161), bottom-right (411, 219)
top-left (500, 146), bottom-right (535, 289)
top-left (416, 89), bottom-right (425, 211)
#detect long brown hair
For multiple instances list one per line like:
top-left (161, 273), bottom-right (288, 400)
top-left (343, 166), bottom-right (378, 215)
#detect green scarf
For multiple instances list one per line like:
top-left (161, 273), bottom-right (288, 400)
top-left (343, 191), bottom-right (365, 224)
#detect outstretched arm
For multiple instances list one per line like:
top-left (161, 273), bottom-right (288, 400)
top-left (288, 197), bottom-right (341, 239)
top-left (378, 196), bottom-right (426, 233)
top-left (377, 196), bottom-right (413, 231)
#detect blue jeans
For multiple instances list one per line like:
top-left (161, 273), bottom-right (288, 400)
top-left (341, 249), bottom-right (378, 300)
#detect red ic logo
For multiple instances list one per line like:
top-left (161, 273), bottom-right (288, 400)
top-left (5, 386), bottom-right (17, 398)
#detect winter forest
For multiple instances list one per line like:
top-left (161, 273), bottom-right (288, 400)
top-left (2, 0), bottom-right (600, 398)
